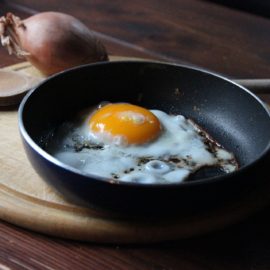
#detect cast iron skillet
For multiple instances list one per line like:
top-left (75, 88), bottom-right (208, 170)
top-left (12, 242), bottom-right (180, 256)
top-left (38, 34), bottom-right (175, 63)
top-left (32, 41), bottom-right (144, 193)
top-left (18, 61), bottom-right (270, 218)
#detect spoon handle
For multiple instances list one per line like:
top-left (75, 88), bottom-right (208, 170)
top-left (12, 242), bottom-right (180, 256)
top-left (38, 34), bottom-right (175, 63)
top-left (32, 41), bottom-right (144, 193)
top-left (233, 79), bottom-right (270, 94)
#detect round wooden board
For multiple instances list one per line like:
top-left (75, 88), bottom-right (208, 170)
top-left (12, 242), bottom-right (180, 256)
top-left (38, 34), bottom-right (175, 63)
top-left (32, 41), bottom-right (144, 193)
top-left (0, 58), bottom-right (270, 244)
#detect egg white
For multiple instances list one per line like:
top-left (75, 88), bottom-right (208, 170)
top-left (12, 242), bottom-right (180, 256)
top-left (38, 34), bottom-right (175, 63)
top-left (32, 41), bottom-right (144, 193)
top-left (46, 107), bottom-right (238, 184)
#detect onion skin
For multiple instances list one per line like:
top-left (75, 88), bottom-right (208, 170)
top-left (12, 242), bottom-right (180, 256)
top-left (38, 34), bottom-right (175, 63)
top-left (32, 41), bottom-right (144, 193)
top-left (0, 12), bottom-right (108, 75)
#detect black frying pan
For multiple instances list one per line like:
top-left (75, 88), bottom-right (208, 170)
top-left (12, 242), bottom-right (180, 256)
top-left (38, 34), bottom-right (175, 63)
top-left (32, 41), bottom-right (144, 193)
top-left (19, 61), bottom-right (270, 217)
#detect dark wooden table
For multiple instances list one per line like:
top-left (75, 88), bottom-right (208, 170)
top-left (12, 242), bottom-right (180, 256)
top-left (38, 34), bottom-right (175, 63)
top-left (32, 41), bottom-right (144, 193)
top-left (1, 0), bottom-right (270, 269)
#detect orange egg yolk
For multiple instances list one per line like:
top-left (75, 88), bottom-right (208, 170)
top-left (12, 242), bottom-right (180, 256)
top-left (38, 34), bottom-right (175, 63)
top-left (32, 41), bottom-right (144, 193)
top-left (89, 103), bottom-right (162, 145)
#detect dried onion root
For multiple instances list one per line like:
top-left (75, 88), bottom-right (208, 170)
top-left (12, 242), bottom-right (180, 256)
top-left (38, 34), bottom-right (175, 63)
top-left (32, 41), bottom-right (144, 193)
top-left (0, 12), bottom-right (108, 75)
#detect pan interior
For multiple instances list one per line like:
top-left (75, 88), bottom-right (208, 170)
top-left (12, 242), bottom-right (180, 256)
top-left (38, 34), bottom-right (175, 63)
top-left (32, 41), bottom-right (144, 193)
top-left (21, 61), bottom-right (270, 180)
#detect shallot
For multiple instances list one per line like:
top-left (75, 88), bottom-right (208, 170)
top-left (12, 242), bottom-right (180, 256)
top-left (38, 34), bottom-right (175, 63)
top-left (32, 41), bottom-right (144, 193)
top-left (0, 12), bottom-right (108, 75)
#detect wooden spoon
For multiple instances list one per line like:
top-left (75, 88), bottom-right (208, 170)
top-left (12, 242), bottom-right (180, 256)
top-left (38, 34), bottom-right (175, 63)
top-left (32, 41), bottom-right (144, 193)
top-left (0, 70), bottom-right (42, 106)
top-left (234, 79), bottom-right (270, 94)
top-left (0, 64), bottom-right (269, 107)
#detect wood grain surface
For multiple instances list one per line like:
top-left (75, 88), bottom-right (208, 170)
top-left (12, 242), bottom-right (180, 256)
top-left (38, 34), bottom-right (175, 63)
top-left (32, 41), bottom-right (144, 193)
top-left (0, 0), bottom-right (270, 269)
top-left (4, 0), bottom-right (270, 77)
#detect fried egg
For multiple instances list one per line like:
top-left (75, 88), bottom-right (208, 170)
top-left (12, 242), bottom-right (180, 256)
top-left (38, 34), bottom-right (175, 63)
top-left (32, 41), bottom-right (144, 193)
top-left (46, 103), bottom-right (238, 184)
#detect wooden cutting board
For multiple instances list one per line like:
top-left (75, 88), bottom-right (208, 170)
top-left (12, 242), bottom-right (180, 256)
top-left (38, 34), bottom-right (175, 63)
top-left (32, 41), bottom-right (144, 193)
top-left (0, 58), bottom-right (270, 244)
